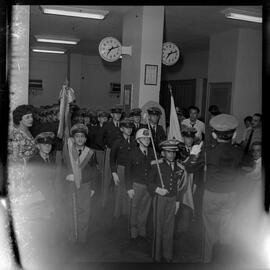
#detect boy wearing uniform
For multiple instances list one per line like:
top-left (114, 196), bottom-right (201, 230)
top-left (126, 128), bottom-right (154, 242)
top-left (110, 118), bottom-right (136, 218)
top-left (129, 108), bottom-right (147, 136)
top-left (63, 123), bottom-right (98, 243)
top-left (147, 107), bottom-right (166, 152)
top-left (101, 106), bottom-right (123, 207)
top-left (148, 139), bottom-right (188, 262)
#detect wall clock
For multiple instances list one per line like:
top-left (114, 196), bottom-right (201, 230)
top-left (162, 42), bottom-right (180, 66)
top-left (98, 37), bottom-right (122, 62)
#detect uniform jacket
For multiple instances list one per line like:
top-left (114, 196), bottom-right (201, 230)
top-left (62, 140), bottom-right (98, 187)
top-left (149, 124), bottom-right (166, 151)
top-left (101, 121), bottom-right (123, 149)
top-left (110, 135), bottom-right (137, 173)
top-left (126, 146), bottom-right (155, 190)
top-left (205, 142), bottom-right (244, 193)
top-left (148, 159), bottom-right (186, 202)
top-left (28, 153), bottom-right (56, 201)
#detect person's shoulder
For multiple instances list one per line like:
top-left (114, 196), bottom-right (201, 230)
top-left (182, 118), bottom-right (189, 124)
top-left (28, 153), bottom-right (42, 163)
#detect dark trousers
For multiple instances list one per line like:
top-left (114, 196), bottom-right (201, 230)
top-left (130, 182), bottom-right (152, 238)
top-left (102, 148), bottom-right (112, 206)
top-left (67, 182), bottom-right (92, 242)
top-left (152, 195), bottom-right (176, 261)
top-left (114, 165), bottom-right (129, 218)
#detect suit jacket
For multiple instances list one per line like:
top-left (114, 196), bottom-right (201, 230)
top-left (149, 124), bottom-right (166, 152)
top-left (101, 121), bottom-right (123, 149)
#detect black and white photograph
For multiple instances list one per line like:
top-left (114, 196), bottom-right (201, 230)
top-left (0, 4), bottom-right (269, 270)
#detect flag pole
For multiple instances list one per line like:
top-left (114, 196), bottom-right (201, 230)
top-left (144, 113), bottom-right (164, 188)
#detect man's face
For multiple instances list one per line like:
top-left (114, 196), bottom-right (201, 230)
top-left (149, 114), bottom-right (159, 125)
top-left (189, 109), bottom-right (198, 122)
top-left (138, 137), bottom-right (150, 147)
top-left (73, 133), bottom-right (86, 147)
top-left (21, 113), bottom-right (33, 127)
top-left (98, 116), bottom-right (108, 125)
top-left (112, 113), bottom-right (122, 121)
top-left (38, 143), bottom-right (52, 155)
top-left (183, 136), bottom-right (194, 147)
top-left (163, 150), bottom-right (176, 162)
top-left (252, 144), bottom-right (261, 160)
top-left (121, 126), bottom-right (133, 136)
top-left (251, 115), bottom-right (261, 129)
top-left (134, 115), bottom-right (141, 124)
top-left (78, 116), bottom-right (84, 124)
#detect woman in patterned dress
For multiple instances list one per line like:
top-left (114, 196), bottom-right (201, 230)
top-left (8, 105), bottom-right (37, 163)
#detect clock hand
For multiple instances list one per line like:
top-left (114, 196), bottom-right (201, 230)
top-left (166, 50), bottom-right (177, 60)
top-left (107, 46), bottom-right (114, 56)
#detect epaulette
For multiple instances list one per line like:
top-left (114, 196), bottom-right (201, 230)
top-left (151, 159), bottom-right (163, 165)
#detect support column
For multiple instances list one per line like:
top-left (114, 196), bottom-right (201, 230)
top-left (121, 6), bottom-right (164, 108)
top-left (70, 53), bottom-right (82, 106)
top-left (9, 5), bottom-right (30, 110)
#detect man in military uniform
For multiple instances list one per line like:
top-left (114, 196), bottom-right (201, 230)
top-left (202, 114), bottom-right (244, 263)
top-left (27, 132), bottom-right (57, 245)
top-left (62, 123), bottom-right (98, 244)
top-left (148, 139), bottom-right (187, 262)
top-left (110, 118), bottom-right (136, 219)
top-left (129, 108), bottom-right (147, 137)
top-left (177, 125), bottom-right (205, 231)
top-left (126, 128), bottom-right (154, 244)
top-left (147, 107), bottom-right (166, 153)
top-left (100, 106), bottom-right (123, 207)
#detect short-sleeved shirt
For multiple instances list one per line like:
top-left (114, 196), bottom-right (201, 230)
top-left (181, 118), bottom-right (205, 140)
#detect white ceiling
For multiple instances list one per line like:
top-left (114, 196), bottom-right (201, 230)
top-left (30, 5), bottom-right (262, 56)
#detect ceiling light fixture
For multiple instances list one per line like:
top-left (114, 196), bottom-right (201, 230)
top-left (222, 8), bottom-right (262, 23)
top-left (40, 5), bottom-right (109, 19)
top-left (35, 36), bottom-right (80, 45)
top-left (32, 48), bottom-right (66, 54)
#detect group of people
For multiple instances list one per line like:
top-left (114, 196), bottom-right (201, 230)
top-left (7, 101), bottom-right (262, 263)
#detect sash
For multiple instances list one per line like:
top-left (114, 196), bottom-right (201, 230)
top-left (67, 138), bottom-right (93, 189)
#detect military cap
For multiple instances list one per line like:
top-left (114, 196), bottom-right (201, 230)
top-left (181, 125), bottom-right (197, 137)
top-left (129, 108), bottom-right (142, 117)
top-left (70, 123), bottom-right (88, 136)
top-left (97, 110), bottom-right (110, 118)
top-left (147, 106), bottom-right (162, 115)
top-left (111, 106), bottom-right (123, 114)
top-left (120, 118), bottom-right (134, 128)
top-left (210, 114), bottom-right (239, 133)
top-left (159, 139), bottom-right (180, 152)
top-left (35, 132), bottom-right (55, 144)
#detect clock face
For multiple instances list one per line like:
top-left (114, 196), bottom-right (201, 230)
top-left (99, 37), bottom-right (122, 62)
top-left (162, 42), bottom-right (180, 66)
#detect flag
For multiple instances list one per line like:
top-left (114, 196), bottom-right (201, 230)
top-left (167, 91), bottom-right (183, 142)
top-left (57, 79), bottom-right (76, 139)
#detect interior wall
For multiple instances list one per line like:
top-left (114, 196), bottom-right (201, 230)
top-left (29, 53), bottom-right (121, 109)
top-left (29, 53), bottom-right (67, 106)
top-left (80, 55), bottom-right (121, 110)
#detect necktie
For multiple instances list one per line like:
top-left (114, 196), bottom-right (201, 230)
top-left (143, 150), bottom-right (147, 157)
top-left (78, 149), bottom-right (82, 156)
top-left (170, 162), bottom-right (174, 171)
top-left (245, 129), bottom-right (254, 153)
top-left (45, 157), bottom-right (49, 163)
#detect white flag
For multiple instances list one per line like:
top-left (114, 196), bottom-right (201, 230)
top-left (167, 92), bottom-right (183, 142)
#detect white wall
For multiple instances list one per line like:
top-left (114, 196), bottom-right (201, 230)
top-left (80, 55), bottom-right (121, 110)
top-left (29, 53), bottom-right (67, 106)
top-left (28, 53), bottom-right (121, 109)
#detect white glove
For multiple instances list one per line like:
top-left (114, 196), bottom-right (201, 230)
top-left (155, 187), bottom-right (169, 196)
top-left (112, 172), bottom-right (120, 186)
top-left (90, 190), bottom-right (95, 198)
top-left (127, 189), bottom-right (135, 199)
top-left (175, 201), bottom-right (180, 215)
top-left (190, 141), bottom-right (203, 156)
top-left (66, 174), bottom-right (74, 182)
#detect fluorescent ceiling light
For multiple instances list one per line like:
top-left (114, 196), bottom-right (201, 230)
top-left (223, 8), bottom-right (262, 23)
top-left (40, 5), bottom-right (109, 19)
top-left (35, 36), bottom-right (80, 45)
top-left (32, 48), bottom-right (65, 54)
